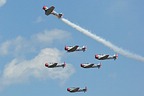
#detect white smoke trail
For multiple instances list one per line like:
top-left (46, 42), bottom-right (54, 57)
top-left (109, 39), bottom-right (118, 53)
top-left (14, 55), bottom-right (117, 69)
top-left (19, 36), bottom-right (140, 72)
top-left (61, 18), bottom-right (144, 62)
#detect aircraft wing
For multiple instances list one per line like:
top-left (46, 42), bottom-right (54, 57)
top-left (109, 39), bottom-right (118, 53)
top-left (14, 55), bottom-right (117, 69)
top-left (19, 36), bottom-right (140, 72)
top-left (49, 63), bottom-right (58, 67)
top-left (68, 45), bottom-right (79, 52)
top-left (72, 87), bottom-right (79, 91)
top-left (45, 6), bottom-right (55, 15)
top-left (86, 64), bottom-right (94, 68)
top-left (100, 54), bottom-right (109, 60)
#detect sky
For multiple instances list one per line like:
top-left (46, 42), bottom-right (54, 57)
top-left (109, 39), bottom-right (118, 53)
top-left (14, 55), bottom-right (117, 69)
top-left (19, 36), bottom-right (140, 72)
top-left (0, 0), bottom-right (144, 96)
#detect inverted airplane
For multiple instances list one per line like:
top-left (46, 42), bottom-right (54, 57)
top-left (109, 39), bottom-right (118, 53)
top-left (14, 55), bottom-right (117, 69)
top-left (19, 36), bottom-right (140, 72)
top-left (45, 62), bottom-right (66, 68)
top-left (95, 54), bottom-right (118, 60)
top-left (42, 6), bottom-right (63, 18)
top-left (67, 87), bottom-right (87, 93)
top-left (81, 63), bottom-right (101, 69)
top-left (65, 45), bottom-right (87, 52)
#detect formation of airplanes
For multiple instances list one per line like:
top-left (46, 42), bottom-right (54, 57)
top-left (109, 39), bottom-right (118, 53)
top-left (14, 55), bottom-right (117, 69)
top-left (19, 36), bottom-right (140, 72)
top-left (67, 87), bottom-right (87, 93)
top-left (43, 5), bottom-right (119, 94)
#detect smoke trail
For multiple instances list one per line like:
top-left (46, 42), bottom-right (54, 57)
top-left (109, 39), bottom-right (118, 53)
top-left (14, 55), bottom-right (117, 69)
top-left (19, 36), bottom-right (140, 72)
top-left (61, 18), bottom-right (144, 62)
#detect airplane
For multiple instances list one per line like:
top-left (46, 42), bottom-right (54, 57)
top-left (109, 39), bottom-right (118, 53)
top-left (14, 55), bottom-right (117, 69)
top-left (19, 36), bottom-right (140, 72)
top-left (65, 45), bottom-right (86, 52)
top-left (67, 86), bottom-right (87, 93)
top-left (81, 63), bottom-right (101, 69)
top-left (42, 6), bottom-right (63, 18)
top-left (95, 54), bottom-right (118, 60)
top-left (45, 62), bottom-right (66, 68)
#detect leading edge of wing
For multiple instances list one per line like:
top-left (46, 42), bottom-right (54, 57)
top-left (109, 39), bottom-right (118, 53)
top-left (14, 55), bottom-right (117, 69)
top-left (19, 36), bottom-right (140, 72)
top-left (68, 45), bottom-right (79, 52)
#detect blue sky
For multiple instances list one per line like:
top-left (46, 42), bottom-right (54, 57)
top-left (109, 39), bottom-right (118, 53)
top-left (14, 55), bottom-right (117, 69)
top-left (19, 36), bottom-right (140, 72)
top-left (0, 0), bottom-right (144, 96)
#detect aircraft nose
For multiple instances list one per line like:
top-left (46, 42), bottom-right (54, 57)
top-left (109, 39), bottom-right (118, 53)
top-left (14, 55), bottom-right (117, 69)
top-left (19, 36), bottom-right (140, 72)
top-left (95, 55), bottom-right (98, 59)
top-left (42, 6), bottom-right (47, 10)
top-left (67, 88), bottom-right (70, 91)
top-left (65, 46), bottom-right (68, 50)
top-left (45, 63), bottom-right (48, 67)
top-left (80, 64), bottom-right (84, 67)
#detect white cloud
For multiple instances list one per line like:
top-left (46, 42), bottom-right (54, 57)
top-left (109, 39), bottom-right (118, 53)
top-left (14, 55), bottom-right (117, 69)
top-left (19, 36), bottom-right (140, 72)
top-left (0, 48), bottom-right (75, 89)
top-left (0, 29), bottom-right (70, 56)
top-left (0, 41), bottom-right (10, 55)
top-left (0, 36), bottom-right (31, 56)
top-left (0, 0), bottom-right (6, 7)
top-left (0, 29), bottom-right (74, 89)
top-left (33, 29), bottom-right (70, 44)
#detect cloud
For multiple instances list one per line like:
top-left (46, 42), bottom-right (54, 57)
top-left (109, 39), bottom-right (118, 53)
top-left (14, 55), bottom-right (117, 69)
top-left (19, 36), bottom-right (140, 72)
top-left (0, 36), bottom-right (26, 56)
top-left (0, 29), bottom-right (74, 89)
top-left (0, 41), bottom-right (10, 55)
top-left (0, 48), bottom-right (75, 89)
top-left (0, 29), bottom-right (70, 56)
top-left (33, 29), bottom-right (70, 44)
top-left (0, 0), bottom-right (6, 7)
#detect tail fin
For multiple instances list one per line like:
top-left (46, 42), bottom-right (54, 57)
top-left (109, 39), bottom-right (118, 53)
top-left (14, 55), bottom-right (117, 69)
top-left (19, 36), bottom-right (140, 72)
top-left (114, 54), bottom-right (118, 60)
top-left (62, 62), bottom-right (66, 68)
top-left (82, 46), bottom-right (87, 52)
top-left (84, 86), bottom-right (87, 92)
top-left (97, 63), bottom-right (102, 69)
top-left (58, 13), bottom-right (63, 18)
